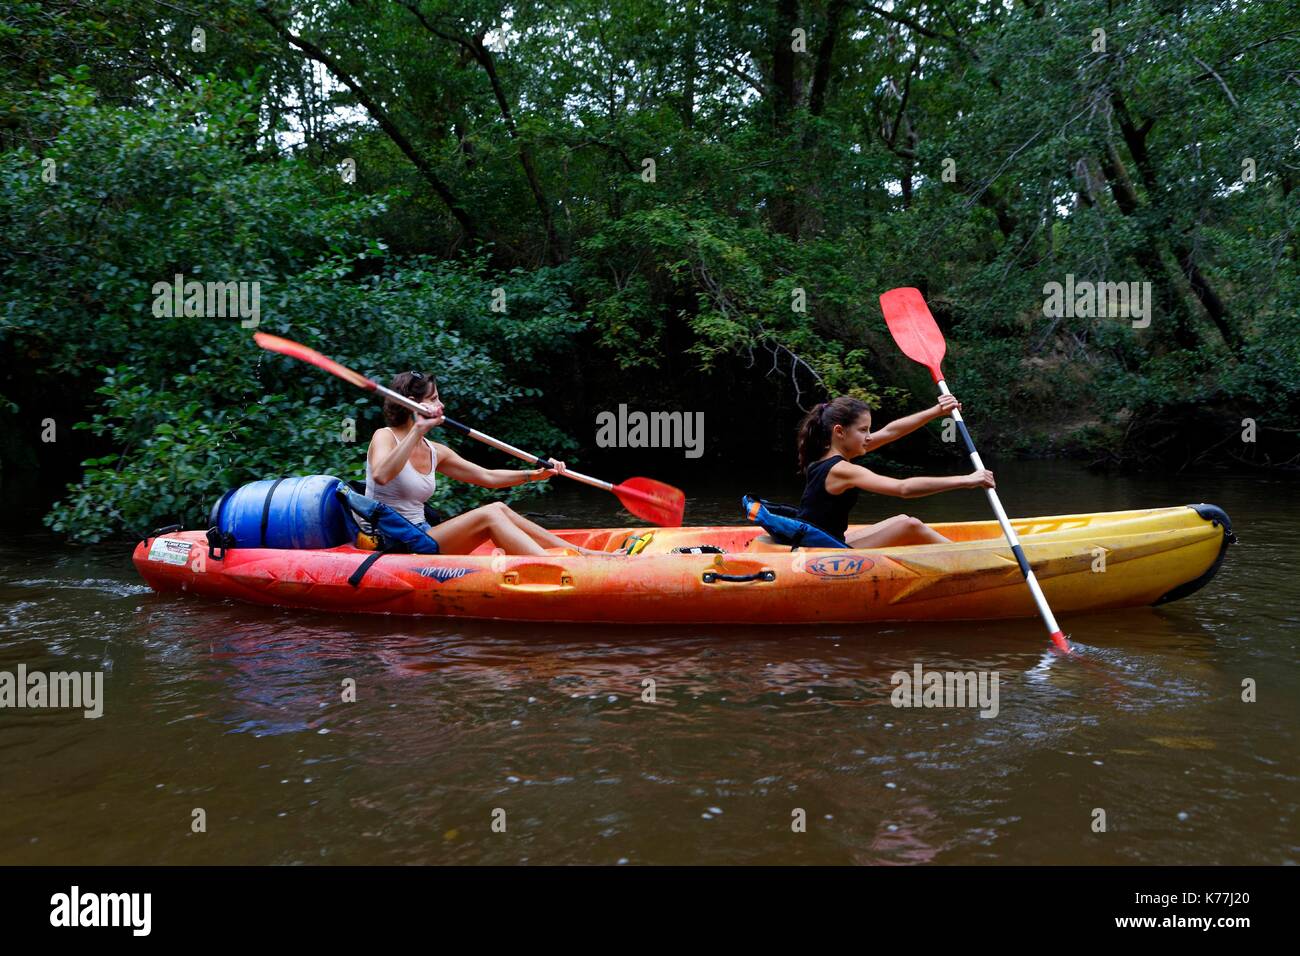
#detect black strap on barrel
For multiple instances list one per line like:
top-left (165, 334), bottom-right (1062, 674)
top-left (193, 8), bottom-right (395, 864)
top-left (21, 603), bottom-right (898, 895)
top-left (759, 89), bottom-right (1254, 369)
top-left (206, 528), bottom-right (237, 561)
top-left (259, 478), bottom-right (286, 548)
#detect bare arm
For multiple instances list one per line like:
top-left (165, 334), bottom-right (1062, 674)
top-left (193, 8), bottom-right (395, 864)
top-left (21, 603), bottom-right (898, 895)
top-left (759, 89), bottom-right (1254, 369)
top-left (866, 398), bottom-right (962, 454)
top-left (432, 442), bottom-right (555, 489)
top-left (369, 401), bottom-right (445, 485)
top-left (827, 460), bottom-right (994, 498)
top-left (368, 427), bottom-right (429, 485)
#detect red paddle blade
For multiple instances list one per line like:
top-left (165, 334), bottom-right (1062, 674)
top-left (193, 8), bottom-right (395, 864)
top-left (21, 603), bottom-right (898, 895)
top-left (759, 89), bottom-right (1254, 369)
top-left (613, 477), bottom-right (686, 527)
top-left (253, 332), bottom-right (376, 392)
top-left (879, 287), bottom-right (947, 383)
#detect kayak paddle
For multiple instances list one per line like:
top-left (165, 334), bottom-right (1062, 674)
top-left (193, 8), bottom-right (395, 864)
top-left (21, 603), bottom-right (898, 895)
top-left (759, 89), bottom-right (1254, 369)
top-left (878, 288), bottom-right (1072, 655)
top-left (252, 332), bottom-right (687, 527)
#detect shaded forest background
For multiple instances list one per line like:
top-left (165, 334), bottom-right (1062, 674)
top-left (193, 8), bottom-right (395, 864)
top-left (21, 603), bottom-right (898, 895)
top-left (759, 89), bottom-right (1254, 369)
top-left (1, 0), bottom-right (1296, 540)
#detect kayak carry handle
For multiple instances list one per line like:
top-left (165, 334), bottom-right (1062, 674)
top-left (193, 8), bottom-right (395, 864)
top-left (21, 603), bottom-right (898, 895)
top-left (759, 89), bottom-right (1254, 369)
top-left (702, 570), bottom-right (776, 584)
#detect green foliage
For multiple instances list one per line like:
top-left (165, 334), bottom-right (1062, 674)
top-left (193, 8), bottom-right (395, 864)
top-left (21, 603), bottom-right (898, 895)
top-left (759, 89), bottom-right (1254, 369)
top-left (0, 80), bottom-right (583, 540)
top-left (3, 0), bottom-right (1298, 530)
top-left (580, 207), bottom-right (885, 403)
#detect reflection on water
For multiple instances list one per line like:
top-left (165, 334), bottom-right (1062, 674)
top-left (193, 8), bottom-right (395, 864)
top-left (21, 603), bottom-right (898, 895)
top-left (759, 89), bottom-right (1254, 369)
top-left (0, 462), bottom-right (1295, 864)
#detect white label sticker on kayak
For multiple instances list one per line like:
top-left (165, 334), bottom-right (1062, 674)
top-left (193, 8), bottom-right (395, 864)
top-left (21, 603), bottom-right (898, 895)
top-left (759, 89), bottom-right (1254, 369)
top-left (148, 537), bottom-right (193, 566)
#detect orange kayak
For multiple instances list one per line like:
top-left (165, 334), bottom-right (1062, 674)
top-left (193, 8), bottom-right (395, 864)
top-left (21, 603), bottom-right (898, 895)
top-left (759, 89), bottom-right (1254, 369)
top-left (132, 504), bottom-right (1233, 624)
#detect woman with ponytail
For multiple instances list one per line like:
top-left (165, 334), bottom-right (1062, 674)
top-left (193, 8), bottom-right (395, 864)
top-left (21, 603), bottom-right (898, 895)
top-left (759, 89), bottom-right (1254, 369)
top-left (794, 394), bottom-right (995, 547)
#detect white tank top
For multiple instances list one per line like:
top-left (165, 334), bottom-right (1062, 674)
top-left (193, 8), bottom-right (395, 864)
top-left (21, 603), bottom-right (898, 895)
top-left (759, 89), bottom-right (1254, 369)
top-left (364, 428), bottom-right (438, 524)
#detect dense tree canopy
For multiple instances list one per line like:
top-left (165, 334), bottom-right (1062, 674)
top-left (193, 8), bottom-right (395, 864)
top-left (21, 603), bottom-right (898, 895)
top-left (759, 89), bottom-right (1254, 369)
top-left (2, 1), bottom-right (1296, 538)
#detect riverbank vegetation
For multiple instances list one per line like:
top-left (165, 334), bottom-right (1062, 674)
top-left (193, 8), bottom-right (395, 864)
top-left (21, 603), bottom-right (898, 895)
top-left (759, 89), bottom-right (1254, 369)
top-left (2, 1), bottom-right (1296, 539)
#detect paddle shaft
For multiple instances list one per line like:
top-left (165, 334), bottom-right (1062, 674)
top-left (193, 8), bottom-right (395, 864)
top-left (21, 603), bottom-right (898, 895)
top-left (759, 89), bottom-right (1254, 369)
top-left (937, 379), bottom-right (1068, 647)
top-left (372, 383), bottom-right (615, 493)
top-left (250, 331), bottom-right (681, 522)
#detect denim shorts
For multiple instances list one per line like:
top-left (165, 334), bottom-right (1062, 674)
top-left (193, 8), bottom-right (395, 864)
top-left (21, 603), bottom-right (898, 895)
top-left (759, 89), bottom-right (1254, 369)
top-left (413, 520), bottom-right (441, 553)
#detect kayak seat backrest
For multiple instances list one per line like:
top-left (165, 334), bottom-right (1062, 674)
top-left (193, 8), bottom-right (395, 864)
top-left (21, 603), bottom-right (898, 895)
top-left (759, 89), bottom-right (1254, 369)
top-left (335, 487), bottom-right (441, 556)
top-left (741, 495), bottom-right (848, 550)
top-left (746, 534), bottom-right (793, 553)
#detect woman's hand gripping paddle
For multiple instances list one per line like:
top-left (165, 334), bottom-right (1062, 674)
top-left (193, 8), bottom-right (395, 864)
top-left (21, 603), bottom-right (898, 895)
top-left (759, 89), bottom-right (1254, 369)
top-left (878, 288), bottom-right (1072, 655)
top-left (252, 333), bottom-right (686, 527)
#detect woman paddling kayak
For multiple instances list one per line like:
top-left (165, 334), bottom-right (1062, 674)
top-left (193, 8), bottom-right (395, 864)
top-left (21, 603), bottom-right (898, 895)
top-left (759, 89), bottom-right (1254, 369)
top-left (367, 371), bottom-right (610, 556)
top-left (795, 395), bottom-right (996, 547)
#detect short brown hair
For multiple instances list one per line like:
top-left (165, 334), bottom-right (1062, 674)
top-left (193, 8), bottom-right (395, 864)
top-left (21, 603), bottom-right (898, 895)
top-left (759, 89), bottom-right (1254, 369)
top-left (382, 371), bottom-right (437, 426)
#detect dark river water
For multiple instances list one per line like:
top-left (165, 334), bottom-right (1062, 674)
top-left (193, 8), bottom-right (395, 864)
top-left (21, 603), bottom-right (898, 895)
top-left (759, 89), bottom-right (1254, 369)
top-left (0, 461), bottom-right (1295, 865)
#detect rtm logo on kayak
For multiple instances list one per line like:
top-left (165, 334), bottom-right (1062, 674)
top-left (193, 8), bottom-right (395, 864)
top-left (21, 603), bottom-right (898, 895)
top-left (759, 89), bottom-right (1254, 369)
top-left (799, 555), bottom-right (874, 578)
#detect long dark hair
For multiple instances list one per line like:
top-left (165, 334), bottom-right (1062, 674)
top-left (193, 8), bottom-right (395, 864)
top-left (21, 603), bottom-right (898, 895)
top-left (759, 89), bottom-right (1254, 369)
top-left (796, 396), bottom-right (871, 472)
top-left (382, 371), bottom-right (438, 427)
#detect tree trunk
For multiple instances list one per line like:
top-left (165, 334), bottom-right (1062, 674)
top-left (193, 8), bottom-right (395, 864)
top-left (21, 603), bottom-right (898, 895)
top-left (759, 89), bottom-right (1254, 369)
top-left (807, 0), bottom-right (847, 119)
top-left (1098, 141), bottom-right (1200, 351)
top-left (681, 1), bottom-right (699, 129)
top-left (471, 37), bottom-right (561, 264)
top-left (1110, 93), bottom-right (1241, 352)
top-left (771, 0), bottom-right (800, 128)
top-left (257, 10), bottom-right (477, 244)
top-left (766, 0), bottom-right (802, 237)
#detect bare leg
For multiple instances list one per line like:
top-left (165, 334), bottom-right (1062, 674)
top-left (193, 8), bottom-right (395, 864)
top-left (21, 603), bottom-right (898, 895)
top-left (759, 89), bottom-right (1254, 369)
top-left (492, 504), bottom-right (614, 555)
top-left (846, 514), bottom-right (950, 548)
top-left (427, 502), bottom-right (548, 555)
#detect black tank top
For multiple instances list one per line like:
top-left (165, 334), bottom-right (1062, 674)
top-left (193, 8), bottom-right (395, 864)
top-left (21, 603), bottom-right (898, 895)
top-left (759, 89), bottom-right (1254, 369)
top-left (797, 455), bottom-right (858, 543)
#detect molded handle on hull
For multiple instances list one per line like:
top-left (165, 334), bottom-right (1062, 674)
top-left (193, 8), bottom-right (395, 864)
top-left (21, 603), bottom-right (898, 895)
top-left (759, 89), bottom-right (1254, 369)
top-left (702, 570), bottom-right (776, 584)
top-left (500, 565), bottom-right (574, 589)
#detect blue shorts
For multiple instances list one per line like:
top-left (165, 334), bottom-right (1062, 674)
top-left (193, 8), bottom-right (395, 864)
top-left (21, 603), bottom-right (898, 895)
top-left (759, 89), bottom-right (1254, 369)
top-left (412, 520), bottom-right (441, 553)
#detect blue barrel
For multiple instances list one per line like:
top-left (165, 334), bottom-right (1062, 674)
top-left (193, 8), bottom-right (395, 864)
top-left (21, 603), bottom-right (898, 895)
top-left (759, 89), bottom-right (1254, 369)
top-left (210, 475), bottom-right (354, 550)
